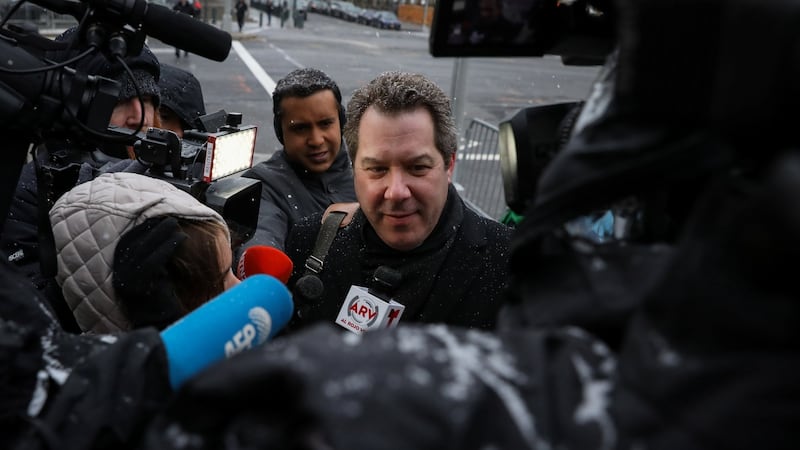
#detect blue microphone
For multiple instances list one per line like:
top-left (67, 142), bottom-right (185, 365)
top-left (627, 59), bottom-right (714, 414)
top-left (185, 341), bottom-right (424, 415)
top-left (160, 274), bottom-right (293, 389)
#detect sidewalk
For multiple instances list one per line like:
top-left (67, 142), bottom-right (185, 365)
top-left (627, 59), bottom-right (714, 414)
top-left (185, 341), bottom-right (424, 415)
top-left (233, 11), bottom-right (428, 37)
top-left (35, 13), bottom-right (427, 40)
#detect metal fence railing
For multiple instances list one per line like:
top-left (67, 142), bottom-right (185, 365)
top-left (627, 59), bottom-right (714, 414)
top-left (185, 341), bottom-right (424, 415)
top-left (453, 118), bottom-right (507, 221)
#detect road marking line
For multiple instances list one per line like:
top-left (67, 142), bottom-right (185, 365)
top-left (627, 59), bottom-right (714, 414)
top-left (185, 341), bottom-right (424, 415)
top-left (232, 40), bottom-right (276, 97)
top-left (270, 43), bottom-right (304, 69)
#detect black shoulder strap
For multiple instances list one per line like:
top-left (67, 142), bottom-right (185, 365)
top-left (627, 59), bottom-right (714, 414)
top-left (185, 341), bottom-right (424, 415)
top-left (292, 210), bottom-right (347, 309)
top-left (303, 210), bottom-right (346, 275)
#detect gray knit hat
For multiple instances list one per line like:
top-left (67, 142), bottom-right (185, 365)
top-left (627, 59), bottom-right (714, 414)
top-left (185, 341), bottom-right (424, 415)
top-left (115, 68), bottom-right (161, 106)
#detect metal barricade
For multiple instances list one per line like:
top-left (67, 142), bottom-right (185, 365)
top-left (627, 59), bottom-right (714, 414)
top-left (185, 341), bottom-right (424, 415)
top-left (453, 118), bottom-right (507, 221)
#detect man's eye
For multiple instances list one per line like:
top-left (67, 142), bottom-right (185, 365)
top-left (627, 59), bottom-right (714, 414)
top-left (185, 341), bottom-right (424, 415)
top-left (411, 165), bottom-right (432, 174)
top-left (365, 166), bottom-right (387, 174)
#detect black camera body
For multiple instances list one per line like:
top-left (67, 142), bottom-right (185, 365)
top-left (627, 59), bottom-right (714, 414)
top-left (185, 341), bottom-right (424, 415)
top-left (127, 112), bottom-right (261, 249)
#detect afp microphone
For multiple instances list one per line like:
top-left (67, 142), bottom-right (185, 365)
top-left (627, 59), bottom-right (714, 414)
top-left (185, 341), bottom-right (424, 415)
top-left (160, 274), bottom-right (293, 389)
top-left (236, 245), bottom-right (294, 284)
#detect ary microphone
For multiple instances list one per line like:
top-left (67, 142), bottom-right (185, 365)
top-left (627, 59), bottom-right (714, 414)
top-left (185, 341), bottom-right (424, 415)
top-left (236, 245), bottom-right (294, 284)
top-left (160, 274), bottom-right (293, 389)
top-left (335, 266), bottom-right (405, 335)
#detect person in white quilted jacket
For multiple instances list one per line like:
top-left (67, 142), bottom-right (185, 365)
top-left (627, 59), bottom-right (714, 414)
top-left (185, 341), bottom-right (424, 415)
top-left (49, 172), bottom-right (241, 333)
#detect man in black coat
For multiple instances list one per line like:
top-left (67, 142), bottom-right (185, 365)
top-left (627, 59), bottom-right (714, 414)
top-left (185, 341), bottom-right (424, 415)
top-left (284, 71), bottom-right (513, 333)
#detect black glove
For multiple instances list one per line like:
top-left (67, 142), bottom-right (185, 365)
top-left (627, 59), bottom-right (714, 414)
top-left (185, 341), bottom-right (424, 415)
top-left (113, 216), bottom-right (188, 331)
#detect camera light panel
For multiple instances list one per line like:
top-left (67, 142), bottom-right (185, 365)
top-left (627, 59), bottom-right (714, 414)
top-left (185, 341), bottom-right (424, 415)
top-left (203, 125), bottom-right (257, 182)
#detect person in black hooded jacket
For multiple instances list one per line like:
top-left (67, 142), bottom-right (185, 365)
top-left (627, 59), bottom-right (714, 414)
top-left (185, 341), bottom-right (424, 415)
top-left (157, 64), bottom-right (207, 138)
top-left (0, 26), bottom-right (161, 332)
top-left (0, 37), bottom-right (171, 442)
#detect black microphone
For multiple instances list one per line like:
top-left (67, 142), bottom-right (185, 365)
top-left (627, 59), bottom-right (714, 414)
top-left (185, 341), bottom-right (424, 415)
top-left (369, 266), bottom-right (402, 299)
top-left (141, 4), bottom-right (232, 62)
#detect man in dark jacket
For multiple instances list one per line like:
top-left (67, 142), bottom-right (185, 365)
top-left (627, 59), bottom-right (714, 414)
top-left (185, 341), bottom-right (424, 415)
top-left (284, 71), bottom-right (513, 333)
top-left (239, 67), bottom-right (356, 254)
top-left (1, 27), bottom-right (161, 332)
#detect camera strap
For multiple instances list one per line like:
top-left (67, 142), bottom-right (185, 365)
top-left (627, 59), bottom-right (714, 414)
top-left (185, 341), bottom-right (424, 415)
top-left (303, 210), bottom-right (347, 276)
top-left (293, 210), bottom-right (347, 306)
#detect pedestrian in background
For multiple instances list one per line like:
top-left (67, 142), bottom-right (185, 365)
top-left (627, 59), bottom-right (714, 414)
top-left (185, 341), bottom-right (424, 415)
top-left (238, 68), bottom-right (356, 255)
top-left (173, 0), bottom-right (198, 57)
top-left (234, 0), bottom-right (248, 32)
top-left (266, 0), bottom-right (273, 25)
top-left (280, 0), bottom-right (288, 27)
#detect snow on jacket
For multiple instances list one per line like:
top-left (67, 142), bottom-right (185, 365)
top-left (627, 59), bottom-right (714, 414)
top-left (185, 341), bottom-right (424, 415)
top-left (49, 172), bottom-right (227, 334)
top-left (284, 183), bottom-right (512, 332)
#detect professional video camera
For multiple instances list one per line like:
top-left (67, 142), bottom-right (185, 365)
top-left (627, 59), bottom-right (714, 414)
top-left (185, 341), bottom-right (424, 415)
top-left (121, 111), bottom-right (261, 248)
top-left (0, 0), bottom-right (233, 232)
top-left (430, 0), bottom-right (616, 63)
top-left (430, 0), bottom-right (617, 227)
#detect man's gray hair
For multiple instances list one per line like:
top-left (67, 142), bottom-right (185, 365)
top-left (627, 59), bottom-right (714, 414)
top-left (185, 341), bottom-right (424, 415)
top-left (343, 71), bottom-right (458, 169)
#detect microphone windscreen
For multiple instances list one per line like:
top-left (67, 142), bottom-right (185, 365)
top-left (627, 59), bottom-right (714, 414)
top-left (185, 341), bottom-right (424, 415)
top-left (143, 4), bottom-right (232, 62)
top-left (373, 266), bottom-right (402, 290)
top-left (236, 245), bottom-right (294, 284)
top-left (160, 274), bottom-right (293, 389)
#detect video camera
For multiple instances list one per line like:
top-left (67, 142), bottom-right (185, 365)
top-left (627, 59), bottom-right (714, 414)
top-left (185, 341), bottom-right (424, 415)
top-left (429, 0), bottom-right (617, 221)
top-left (122, 111), bottom-right (261, 249)
top-left (0, 0), bottom-right (233, 232)
top-left (429, 0), bottom-right (616, 64)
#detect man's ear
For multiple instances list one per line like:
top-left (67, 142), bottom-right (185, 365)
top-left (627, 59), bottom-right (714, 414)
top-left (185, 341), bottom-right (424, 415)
top-left (447, 153), bottom-right (456, 182)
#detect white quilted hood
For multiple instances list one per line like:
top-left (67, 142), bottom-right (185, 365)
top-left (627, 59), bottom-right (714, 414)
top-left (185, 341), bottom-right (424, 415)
top-left (49, 172), bottom-right (227, 333)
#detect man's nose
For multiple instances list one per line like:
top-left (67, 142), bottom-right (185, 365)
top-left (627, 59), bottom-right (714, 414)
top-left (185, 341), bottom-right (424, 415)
top-left (384, 170), bottom-right (412, 200)
top-left (122, 99), bottom-right (147, 128)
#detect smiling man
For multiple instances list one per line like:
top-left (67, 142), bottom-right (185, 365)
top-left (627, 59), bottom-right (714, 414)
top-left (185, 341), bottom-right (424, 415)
top-left (283, 71), bottom-right (513, 334)
top-left (240, 68), bottom-right (357, 255)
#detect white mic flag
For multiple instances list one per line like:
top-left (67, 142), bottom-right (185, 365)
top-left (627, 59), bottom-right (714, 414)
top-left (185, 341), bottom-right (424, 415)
top-left (336, 285), bottom-right (404, 335)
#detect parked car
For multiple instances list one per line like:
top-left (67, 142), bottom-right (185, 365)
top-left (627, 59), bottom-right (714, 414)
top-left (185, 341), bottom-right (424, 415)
top-left (357, 7), bottom-right (378, 25)
top-left (308, 0), bottom-right (328, 14)
top-left (338, 2), bottom-right (361, 22)
top-left (328, 1), bottom-right (344, 19)
top-left (370, 10), bottom-right (401, 30)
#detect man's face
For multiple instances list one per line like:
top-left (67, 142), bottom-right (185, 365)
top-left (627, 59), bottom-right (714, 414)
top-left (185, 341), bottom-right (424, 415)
top-left (353, 106), bottom-right (454, 252)
top-left (109, 96), bottom-right (157, 131)
top-left (279, 90), bottom-right (342, 173)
